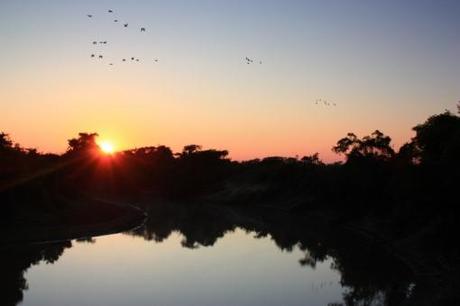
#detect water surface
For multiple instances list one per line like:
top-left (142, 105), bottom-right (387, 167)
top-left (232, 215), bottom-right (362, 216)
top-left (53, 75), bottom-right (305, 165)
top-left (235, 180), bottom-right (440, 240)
top-left (22, 229), bottom-right (346, 306)
top-left (3, 204), bottom-right (415, 306)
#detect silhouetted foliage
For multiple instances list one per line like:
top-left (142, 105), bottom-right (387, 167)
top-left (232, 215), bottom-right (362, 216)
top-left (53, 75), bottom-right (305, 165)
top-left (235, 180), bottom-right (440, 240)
top-left (66, 132), bottom-right (99, 155)
top-left (0, 132), bottom-right (13, 150)
top-left (409, 111), bottom-right (460, 165)
top-left (301, 153), bottom-right (323, 166)
top-left (333, 130), bottom-right (394, 163)
top-left (1, 109), bottom-right (460, 305)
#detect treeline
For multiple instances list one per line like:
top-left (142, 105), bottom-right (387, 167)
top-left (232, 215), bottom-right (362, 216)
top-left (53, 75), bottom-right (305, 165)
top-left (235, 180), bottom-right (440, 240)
top-left (1, 110), bottom-right (460, 207)
top-left (2, 109), bottom-right (460, 304)
top-left (1, 110), bottom-right (460, 251)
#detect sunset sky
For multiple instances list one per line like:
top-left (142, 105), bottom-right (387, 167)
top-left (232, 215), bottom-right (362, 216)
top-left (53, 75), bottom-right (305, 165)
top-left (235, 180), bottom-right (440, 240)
top-left (1, 0), bottom-right (459, 161)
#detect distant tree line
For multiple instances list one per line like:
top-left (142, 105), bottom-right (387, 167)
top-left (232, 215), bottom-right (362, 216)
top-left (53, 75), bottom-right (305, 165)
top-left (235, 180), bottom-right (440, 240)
top-left (1, 109), bottom-right (460, 263)
top-left (2, 109), bottom-right (460, 202)
top-left (2, 108), bottom-right (460, 305)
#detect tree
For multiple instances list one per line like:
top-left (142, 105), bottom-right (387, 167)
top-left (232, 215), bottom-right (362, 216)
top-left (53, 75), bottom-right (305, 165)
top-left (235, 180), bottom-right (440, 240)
top-left (332, 130), bottom-right (394, 162)
top-left (360, 130), bottom-right (394, 159)
top-left (301, 153), bottom-right (323, 166)
top-left (396, 142), bottom-right (418, 164)
top-left (332, 133), bottom-right (360, 157)
top-left (0, 132), bottom-right (13, 150)
top-left (67, 133), bottom-right (99, 153)
top-left (410, 111), bottom-right (460, 164)
top-left (181, 144), bottom-right (202, 156)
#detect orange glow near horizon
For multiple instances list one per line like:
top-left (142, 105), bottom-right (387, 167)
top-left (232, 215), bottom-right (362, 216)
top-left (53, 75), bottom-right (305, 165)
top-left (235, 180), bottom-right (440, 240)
top-left (1, 2), bottom-right (459, 164)
top-left (98, 140), bottom-right (115, 154)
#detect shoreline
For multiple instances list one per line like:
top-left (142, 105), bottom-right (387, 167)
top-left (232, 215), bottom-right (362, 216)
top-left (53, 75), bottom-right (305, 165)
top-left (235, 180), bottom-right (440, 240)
top-left (0, 200), bottom-right (146, 249)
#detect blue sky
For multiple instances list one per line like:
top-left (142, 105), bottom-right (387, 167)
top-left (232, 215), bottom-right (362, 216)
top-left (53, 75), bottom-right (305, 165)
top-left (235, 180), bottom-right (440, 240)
top-left (0, 0), bottom-right (459, 160)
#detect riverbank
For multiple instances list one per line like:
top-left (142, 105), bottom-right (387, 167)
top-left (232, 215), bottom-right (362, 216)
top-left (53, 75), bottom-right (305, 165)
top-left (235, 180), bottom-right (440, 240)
top-left (0, 197), bottom-right (146, 248)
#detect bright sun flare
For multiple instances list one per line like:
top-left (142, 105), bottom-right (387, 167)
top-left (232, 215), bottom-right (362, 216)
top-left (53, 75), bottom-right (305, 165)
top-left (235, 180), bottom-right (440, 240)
top-left (99, 140), bottom-right (115, 154)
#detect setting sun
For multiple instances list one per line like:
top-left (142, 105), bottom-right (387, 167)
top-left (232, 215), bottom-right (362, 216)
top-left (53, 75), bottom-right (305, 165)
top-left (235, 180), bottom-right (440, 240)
top-left (98, 140), bottom-right (115, 154)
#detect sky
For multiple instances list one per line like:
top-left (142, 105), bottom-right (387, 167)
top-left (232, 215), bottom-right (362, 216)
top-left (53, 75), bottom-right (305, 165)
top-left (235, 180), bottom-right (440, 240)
top-left (1, 0), bottom-right (459, 161)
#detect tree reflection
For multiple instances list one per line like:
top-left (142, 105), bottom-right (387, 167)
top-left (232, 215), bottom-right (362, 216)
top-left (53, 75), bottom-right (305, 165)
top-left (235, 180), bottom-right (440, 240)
top-left (127, 202), bottom-right (415, 306)
top-left (0, 241), bottom-right (71, 306)
top-left (0, 203), bottom-right (426, 306)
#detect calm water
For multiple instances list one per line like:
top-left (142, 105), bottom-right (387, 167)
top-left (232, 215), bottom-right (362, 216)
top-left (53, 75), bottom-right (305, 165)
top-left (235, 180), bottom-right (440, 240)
top-left (21, 229), bottom-right (345, 306)
top-left (4, 205), bottom-right (415, 306)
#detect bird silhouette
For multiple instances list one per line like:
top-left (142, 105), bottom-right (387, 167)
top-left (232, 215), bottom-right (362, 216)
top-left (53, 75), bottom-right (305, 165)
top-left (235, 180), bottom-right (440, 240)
top-left (91, 54), bottom-right (95, 58)
top-left (131, 57), bottom-right (135, 60)
top-left (108, 9), bottom-right (113, 13)
top-left (92, 41), bottom-right (97, 45)
top-left (109, 63), bottom-right (113, 65)
top-left (87, 14), bottom-right (93, 18)
top-left (154, 59), bottom-right (158, 62)
top-left (122, 59), bottom-right (126, 62)
top-left (98, 55), bottom-right (103, 59)
top-left (124, 23), bottom-right (128, 27)
top-left (140, 27), bottom-right (146, 32)
top-left (136, 59), bottom-right (139, 62)
top-left (114, 19), bottom-right (118, 22)
top-left (313, 98), bottom-right (336, 107)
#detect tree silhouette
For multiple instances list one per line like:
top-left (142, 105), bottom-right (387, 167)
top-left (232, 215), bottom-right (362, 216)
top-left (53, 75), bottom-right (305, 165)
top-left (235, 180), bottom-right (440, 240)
top-left (67, 132), bottom-right (99, 153)
top-left (301, 153), bottom-right (323, 166)
top-left (410, 111), bottom-right (460, 164)
top-left (181, 144), bottom-right (202, 156)
top-left (332, 130), bottom-right (394, 162)
top-left (0, 132), bottom-right (13, 150)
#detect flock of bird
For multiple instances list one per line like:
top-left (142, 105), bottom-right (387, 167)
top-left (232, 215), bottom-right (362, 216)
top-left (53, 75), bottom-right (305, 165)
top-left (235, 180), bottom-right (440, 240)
top-left (315, 98), bottom-right (337, 107)
top-left (86, 9), bottom-right (338, 110)
top-left (245, 57), bottom-right (263, 65)
top-left (87, 9), bottom-right (152, 66)
top-left (87, 9), bottom-right (263, 67)
top-left (87, 11), bottom-right (334, 108)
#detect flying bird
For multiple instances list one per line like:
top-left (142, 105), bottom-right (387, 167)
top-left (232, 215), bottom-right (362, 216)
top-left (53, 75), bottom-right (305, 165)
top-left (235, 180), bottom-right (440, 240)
top-left (92, 41), bottom-right (97, 45)
top-left (136, 59), bottom-right (139, 62)
top-left (87, 14), bottom-right (93, 18)
top-left (114, 19), bottom-right (118, 22)
top-left (91, 54), bottom-right (95, 58)
top-left (122, 59), bottom-right (126, 62)
top-left (140, 27), bottom-right (146, 32)
top-left (131, 57), bottom-right (135, 60)
top-left (109, 63), bottom-right (113, 65)
top-left (98, 55), bottom-right (103, 59)
top-left (108, 9), bottom-right (113, 13)
top-left (124, 23), bottom-right (128, 27)
top-left (154, 59), bottom-right (158, 62)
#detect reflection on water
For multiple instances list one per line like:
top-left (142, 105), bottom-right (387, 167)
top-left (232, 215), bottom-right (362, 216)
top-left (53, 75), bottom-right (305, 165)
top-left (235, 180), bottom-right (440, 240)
top-left (2, 203), bottom-right (415, 306)
top-left (22, 231), bottom-right (344, 306)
